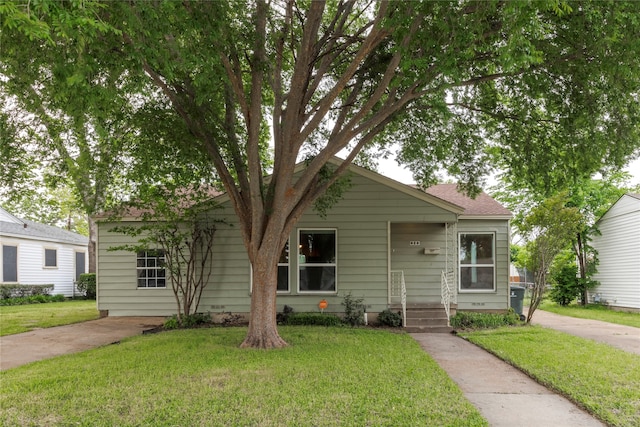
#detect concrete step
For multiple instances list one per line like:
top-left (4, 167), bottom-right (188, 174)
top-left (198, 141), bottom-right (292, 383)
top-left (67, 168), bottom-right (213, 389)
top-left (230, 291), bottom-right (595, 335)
top-left (405, 325), bottom-right (454, 334)
top-left (406, 318), bottom-right (450, 327)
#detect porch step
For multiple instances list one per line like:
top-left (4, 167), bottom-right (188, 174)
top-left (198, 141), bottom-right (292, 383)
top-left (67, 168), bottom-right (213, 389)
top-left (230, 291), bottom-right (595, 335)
top-left (391, 303), bottom-right (456, 334)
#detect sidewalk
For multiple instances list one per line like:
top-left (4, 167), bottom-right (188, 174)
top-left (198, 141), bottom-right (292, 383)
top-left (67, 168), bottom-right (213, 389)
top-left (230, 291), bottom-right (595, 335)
top-left (0, 317), bottom-right (165, 371)
top-left (412, 333), bottom-right (605, 427)
top-left (530, 309), bottom-right (640, 354)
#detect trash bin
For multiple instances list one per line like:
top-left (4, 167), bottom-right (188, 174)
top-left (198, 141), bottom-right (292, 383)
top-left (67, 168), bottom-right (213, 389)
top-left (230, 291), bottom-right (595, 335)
top-left (510, 285), bottom-right (525, 319)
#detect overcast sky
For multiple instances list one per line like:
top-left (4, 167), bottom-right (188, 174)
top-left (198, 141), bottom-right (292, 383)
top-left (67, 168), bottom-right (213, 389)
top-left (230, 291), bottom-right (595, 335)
top-left (377, 155), bottom-right (640, 188)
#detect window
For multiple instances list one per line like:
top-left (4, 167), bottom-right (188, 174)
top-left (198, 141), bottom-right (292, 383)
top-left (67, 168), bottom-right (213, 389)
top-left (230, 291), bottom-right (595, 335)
top-left (137, 250), bottom-right (166, 288)
top-left (44, 248), bottom-right (57, 267)
top-left (277, 241), bottom-right (290, 292)
top-left (2, 245), bottom-right (17, 282)
top-left (298, 229), bottom-right (337, 293)
top-left (75, 252), bottom-right (86, 281)
top-left (459, 233), bottom-right (495, 291)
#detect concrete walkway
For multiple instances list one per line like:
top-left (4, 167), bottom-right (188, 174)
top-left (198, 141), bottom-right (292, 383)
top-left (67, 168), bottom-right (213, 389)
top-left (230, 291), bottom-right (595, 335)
top-left (530, 309), bottom-right (640, 354)
top-left (412, 333), bottom-right (605, 427)
top-left (0, 317), bottom-right (165, 371)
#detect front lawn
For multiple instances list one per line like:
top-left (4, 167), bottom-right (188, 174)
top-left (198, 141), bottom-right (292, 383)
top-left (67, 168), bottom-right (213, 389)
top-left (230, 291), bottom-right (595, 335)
top-left (539, 301), bottom-right (640, 328)
top-left (0, 327), bottom-right (487, 426)
top-left (461, 326), bottom-right (640, 427)
top-left (0, 300), bottom-right (99, 336)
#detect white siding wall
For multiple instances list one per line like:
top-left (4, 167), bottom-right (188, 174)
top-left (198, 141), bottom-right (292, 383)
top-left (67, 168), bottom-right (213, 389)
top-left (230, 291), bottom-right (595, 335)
top-left (0, 236), bottom-right (87, 296)
top-left (592, 195), bottom-right (640, 309)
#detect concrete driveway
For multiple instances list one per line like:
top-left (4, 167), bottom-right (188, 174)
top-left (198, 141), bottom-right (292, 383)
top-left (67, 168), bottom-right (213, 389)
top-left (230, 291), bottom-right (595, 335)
top-left (530, 309), bottom-right (640, 354)
top-left (0, 317), bottom-right (165, 371)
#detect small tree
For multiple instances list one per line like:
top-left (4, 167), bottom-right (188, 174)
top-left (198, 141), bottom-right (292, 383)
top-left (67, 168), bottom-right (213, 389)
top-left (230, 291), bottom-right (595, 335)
top-left (520, 193), bottom-right (583, 322)
top-left (549, 257), bottom-right (580, 306)
top-left (110, 188), bottom-right (220, 322)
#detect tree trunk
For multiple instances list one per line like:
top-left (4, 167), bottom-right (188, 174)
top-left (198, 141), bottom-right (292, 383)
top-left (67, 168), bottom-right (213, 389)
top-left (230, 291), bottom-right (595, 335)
top-left (240, 252), bottom-right (288, 349)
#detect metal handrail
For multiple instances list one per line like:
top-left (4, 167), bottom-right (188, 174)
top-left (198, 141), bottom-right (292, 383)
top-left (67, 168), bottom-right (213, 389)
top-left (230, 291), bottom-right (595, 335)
top-left (390, 270), bottom-right (407, 327)
top-left (441, 270), bottom-right (454, 326)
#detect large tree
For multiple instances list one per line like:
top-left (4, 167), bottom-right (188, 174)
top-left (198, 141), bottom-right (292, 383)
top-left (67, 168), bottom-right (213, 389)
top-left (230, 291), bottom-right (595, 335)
top-left (3, 1), bottom-right (640, 348)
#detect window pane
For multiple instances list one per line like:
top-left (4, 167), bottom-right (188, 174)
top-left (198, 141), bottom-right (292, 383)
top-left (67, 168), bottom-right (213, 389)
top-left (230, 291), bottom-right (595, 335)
top-left (45, 249), bottom-right (57, 267)
top-left (2, 245), bottom-right (17, 282)
top-left (300, 266), bottom-right (336, 291)
top-left (460, 234), bottom-right (494, 264)
top-left (277, 265), bottom-right (289, 292)
top-left (460, 267), bottom-right (494, 290)
top-left (279, 242), bottom-right (289, 264)
top-left (299, 230), bottom-right (335, 264)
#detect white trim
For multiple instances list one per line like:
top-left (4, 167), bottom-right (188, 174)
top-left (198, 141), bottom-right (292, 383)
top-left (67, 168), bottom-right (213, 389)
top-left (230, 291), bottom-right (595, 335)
top-left (458, 232), bottom-right (496, 293)
top-left (297, 228), bottom-right (338, 294)
top-left (43, 247), bottom-right (58, 269)
top-left (135, 250), bottom-right (167, 289)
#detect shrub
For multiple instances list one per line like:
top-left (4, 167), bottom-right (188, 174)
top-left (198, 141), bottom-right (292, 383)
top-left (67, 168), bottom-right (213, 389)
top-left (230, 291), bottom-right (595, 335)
top-left (0, 284), bottom-right (54, 299)
top-left (76, 273), bottom-right (97, 299)
top-left (164, 312), bottom-right (212, 329)
top-left (377, 309), bottom-right (403, 327)
top-left (285, 312), bottom-right (343, 326)
top-left (276, 305), bottom-right (295, 324)
top-left (450, 310), bottom-right (522, 330)
top-left (342, 292), bottom-right (365, 327)
top-left (0, 294), bottom-right (65, 306)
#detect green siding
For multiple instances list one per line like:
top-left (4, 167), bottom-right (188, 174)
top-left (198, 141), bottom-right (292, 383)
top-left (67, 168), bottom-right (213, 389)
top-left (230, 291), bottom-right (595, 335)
top-left (97, 173), bottom-right (509, 316)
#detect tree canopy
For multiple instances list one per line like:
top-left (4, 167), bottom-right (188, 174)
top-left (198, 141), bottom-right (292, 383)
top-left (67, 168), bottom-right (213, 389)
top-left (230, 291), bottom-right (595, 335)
top-left (3, 0), bottom-right (640, 347)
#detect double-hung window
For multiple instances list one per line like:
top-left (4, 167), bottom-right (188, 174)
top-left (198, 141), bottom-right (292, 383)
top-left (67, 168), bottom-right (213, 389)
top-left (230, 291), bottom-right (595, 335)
top-left (137, 250), bottom-right (166, 288)
top-left (459, 233), bottom-right (495, 292)
top-left (298, 229), bottom-right (337, 293)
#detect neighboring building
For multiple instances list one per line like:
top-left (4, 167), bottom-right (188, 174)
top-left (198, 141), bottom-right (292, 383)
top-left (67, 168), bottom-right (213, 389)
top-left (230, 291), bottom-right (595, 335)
top-left (96, 159), bottom-right (512, 328)
top-left (590, 193), bottom-right (640, 310)
top-left (0, 207), bottom-right (89, 297)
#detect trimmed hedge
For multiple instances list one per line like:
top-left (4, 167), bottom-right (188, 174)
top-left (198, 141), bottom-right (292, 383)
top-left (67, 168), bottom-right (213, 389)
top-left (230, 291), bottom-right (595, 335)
top-left (0, 294), bottom-right (65, 306)
top-left (285, 312), bottom-right (343, 326)
top-left (0, 284), bottom-right (54, 299)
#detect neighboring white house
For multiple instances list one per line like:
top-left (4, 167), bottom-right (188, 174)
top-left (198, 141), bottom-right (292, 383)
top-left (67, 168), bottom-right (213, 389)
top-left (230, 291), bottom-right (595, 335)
top-left (0, 206), bottom-right (89, 297)
top-left (590, 194), bottom-right (640, 311)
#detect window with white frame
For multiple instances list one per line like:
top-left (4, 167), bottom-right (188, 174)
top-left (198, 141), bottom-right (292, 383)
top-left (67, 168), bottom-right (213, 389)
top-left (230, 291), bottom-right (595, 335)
top-left (136, 250), bottom-right (166, 288)
top-left (44, 248), bottom-right (57, 268)
top-left (459, 233), bottom-right (495, 291)
top-left (298, 229), bottom-right (336, 292)
top-left (277, 241), bottom-right (290, 292)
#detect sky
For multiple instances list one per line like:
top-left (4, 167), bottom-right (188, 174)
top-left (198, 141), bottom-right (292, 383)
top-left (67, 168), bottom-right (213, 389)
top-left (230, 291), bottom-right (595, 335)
top-left (377, 154), bottom-right (640, 189)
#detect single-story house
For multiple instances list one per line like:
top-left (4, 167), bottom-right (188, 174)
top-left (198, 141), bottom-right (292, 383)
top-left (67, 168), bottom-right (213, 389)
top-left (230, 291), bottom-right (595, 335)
top-left (590, 193), bottom-right (640, 311)
top-left (1, 206), bottom-right (89, 297)
top-left (96, 160), bottom-right (512, 329)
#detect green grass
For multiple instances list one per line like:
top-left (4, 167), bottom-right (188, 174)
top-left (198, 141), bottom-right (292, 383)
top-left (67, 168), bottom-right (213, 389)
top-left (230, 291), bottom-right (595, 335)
top-left (539, 301), bottom-right (640, 328)
top-left (0, 300), bottom-right (99, 336)
top-left (460, 326), bottom-right (640, 427)
top-left (0, 327), bottom-right (487, 426)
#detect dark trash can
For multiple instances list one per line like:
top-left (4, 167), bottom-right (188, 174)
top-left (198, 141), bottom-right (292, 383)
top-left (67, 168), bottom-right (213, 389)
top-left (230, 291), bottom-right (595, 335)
top-left (510, 285), bottom-right (526, 319)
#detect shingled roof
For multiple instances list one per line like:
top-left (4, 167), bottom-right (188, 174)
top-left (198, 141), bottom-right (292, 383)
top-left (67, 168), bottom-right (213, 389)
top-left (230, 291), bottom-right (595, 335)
top-left (0, 207), bottom-right (88, 246)
top-left (424, 184), bottom-right (512, 218)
